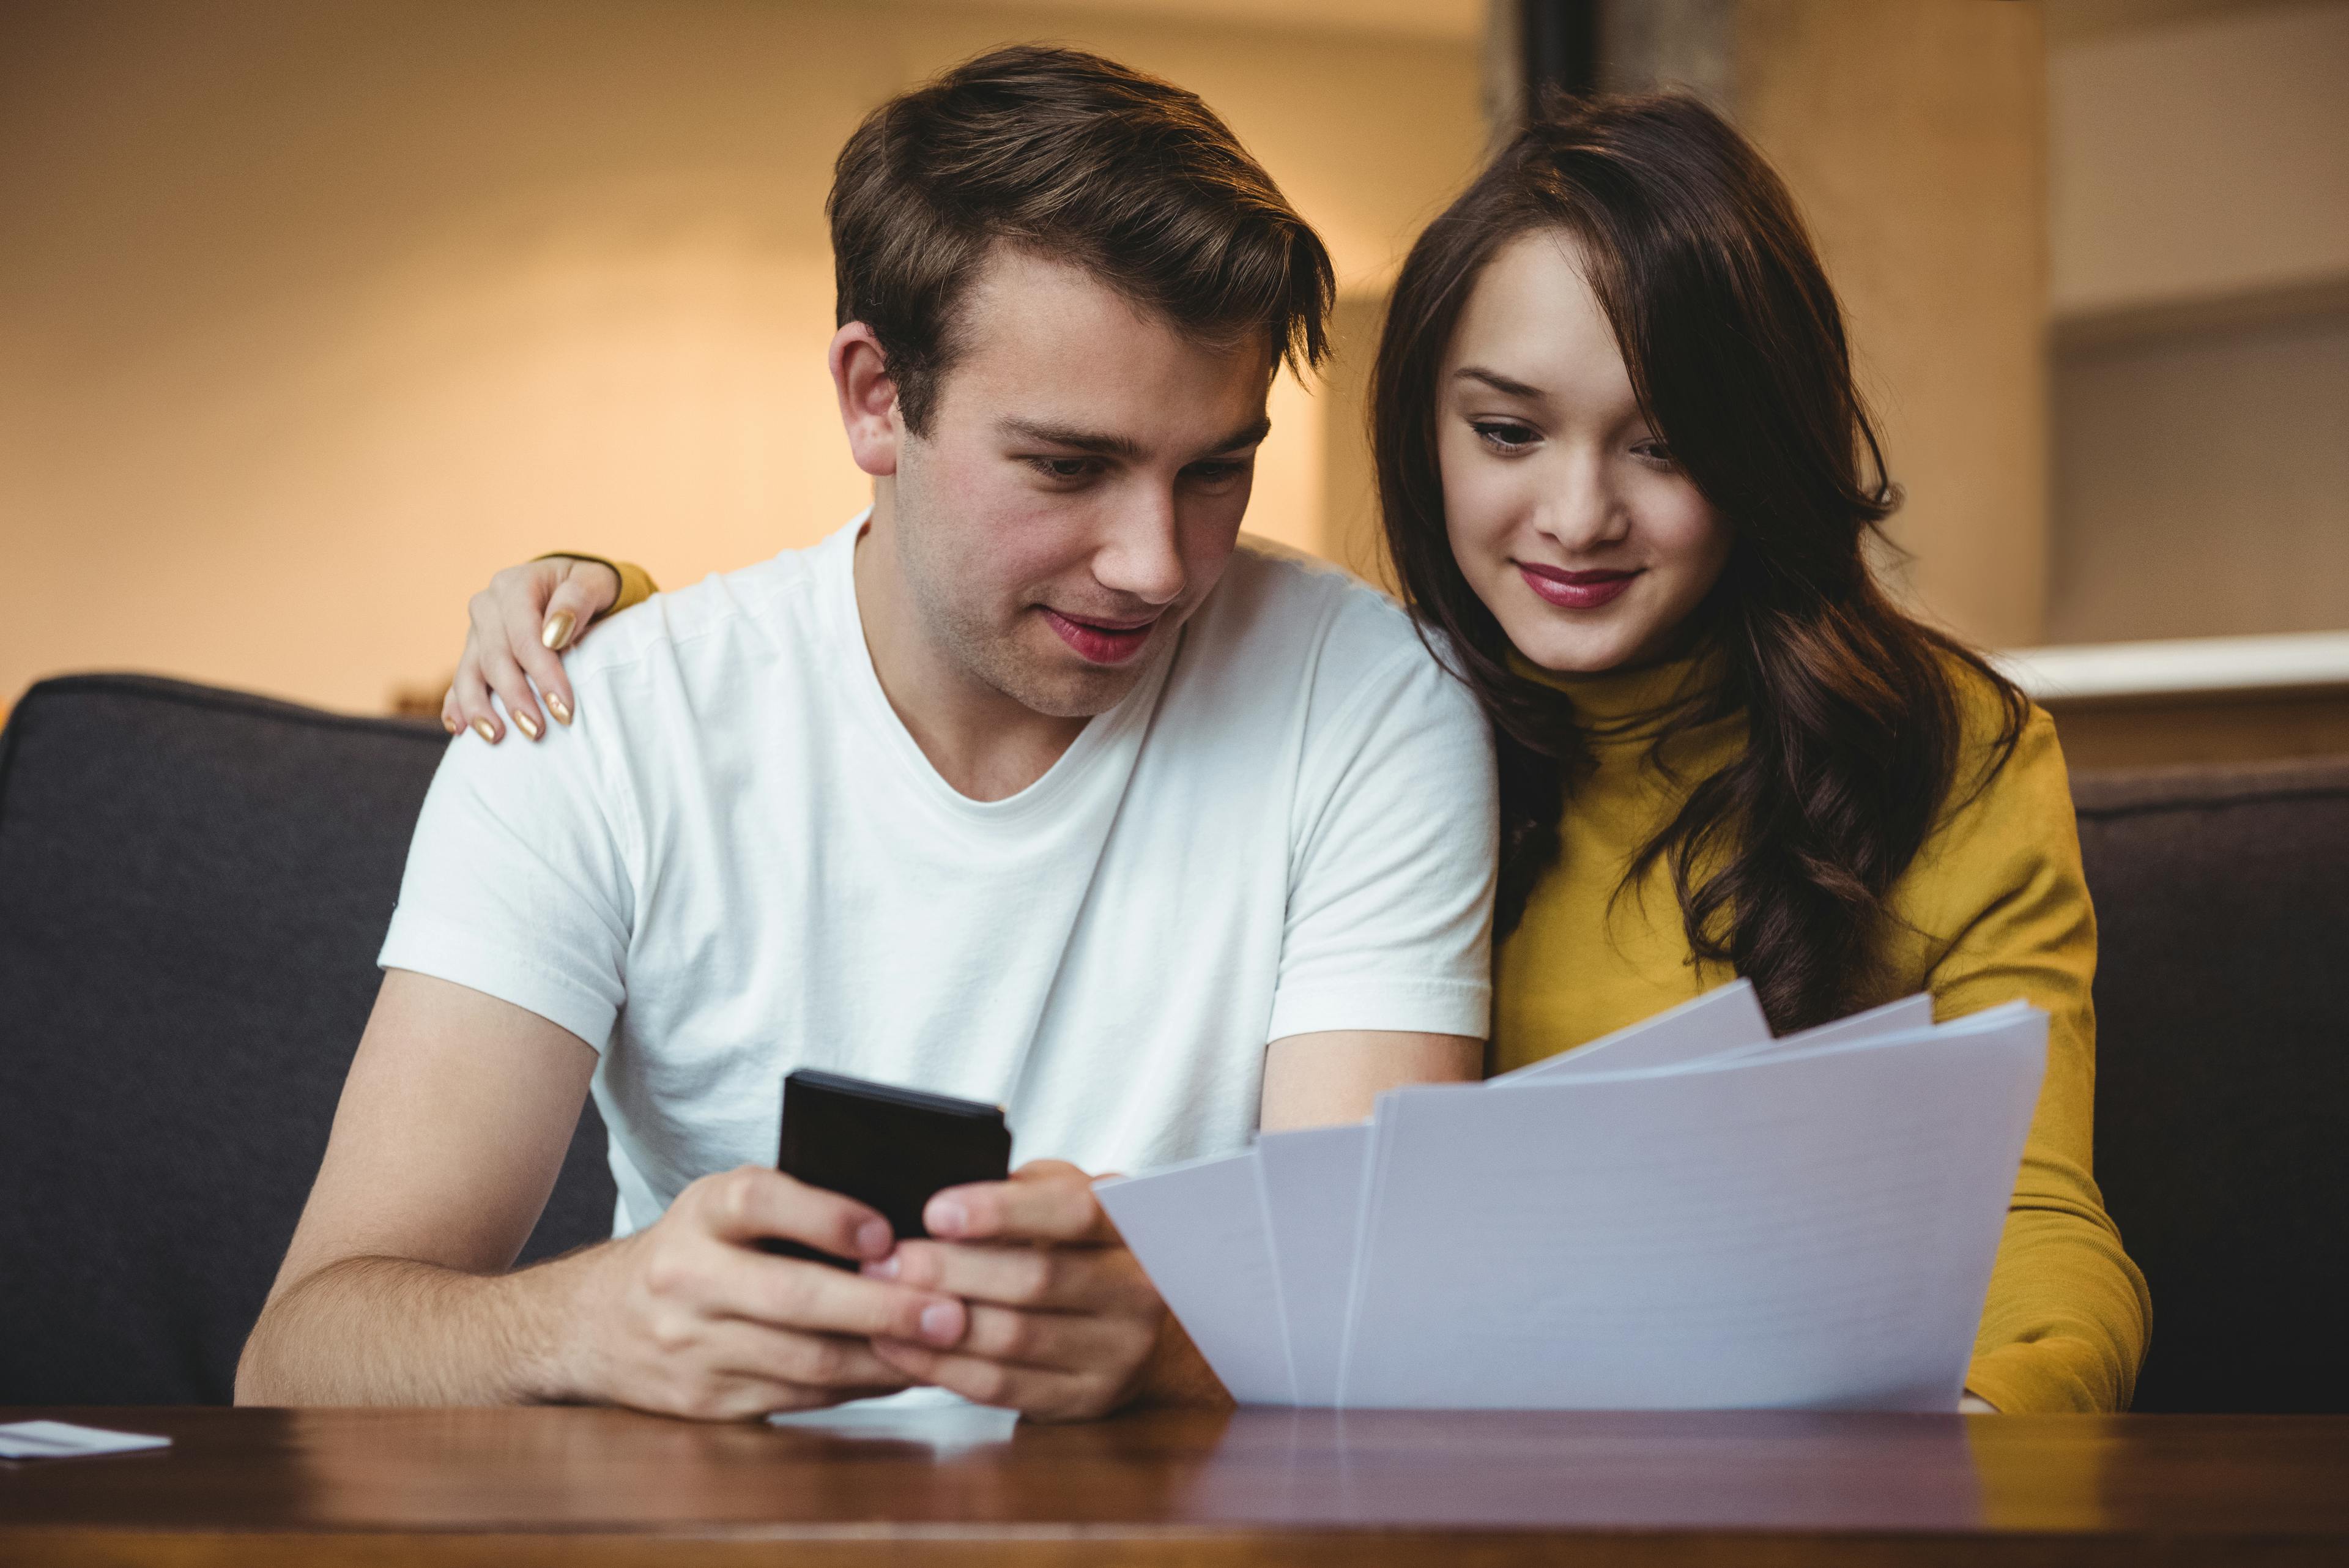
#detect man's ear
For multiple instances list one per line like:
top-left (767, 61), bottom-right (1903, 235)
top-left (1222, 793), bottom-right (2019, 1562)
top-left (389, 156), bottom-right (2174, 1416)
top-left (829, 322), bottom-right (902, 478)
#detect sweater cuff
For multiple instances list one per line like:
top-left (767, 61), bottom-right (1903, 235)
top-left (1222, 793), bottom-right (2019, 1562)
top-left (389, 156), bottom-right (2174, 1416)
top-left (536, 553), bottom-right (659, 617)
top-left (1964, 1340), bottom-right (2105, 1414)
top-left (609, 559), bottom-right (658, 613)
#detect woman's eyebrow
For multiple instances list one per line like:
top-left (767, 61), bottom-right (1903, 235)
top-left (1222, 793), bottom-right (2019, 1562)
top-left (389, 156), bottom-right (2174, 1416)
top-left (1453, 366), bottom-right (1545, 399)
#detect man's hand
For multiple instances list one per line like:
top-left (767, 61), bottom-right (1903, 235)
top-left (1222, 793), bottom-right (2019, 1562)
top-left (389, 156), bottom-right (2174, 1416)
top-left (562, 1165), bottom-right (973, 1421)
top-left (247, 972), bottom-right (968, 1418)
top-left (861, 1161), bottom-right (1179, 1421)
top-left (442, 557), bottom-right (622, 744)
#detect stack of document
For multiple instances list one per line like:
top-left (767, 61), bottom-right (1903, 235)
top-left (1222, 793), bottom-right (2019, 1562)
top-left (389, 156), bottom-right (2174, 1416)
top-left (1094, 983), bottom-right (2046, 1412)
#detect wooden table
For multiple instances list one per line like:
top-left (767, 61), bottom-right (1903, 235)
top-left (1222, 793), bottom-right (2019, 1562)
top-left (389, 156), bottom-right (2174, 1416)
top-left (4, 1403), bottom-right (2346, 1565)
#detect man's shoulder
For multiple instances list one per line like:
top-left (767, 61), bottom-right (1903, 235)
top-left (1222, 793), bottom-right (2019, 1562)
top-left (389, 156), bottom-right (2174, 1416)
top-left (1177, 539), bottom-right (1483, 752)
top-left (562, 537), bottom-right (841, 689)
top-left (1200, 537), bottom-right (1428, 671)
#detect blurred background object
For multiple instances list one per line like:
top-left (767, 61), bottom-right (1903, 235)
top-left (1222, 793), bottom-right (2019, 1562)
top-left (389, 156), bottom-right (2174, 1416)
top-left (0, 0), bottom-right (1490, 719)
top-left (4, 0), bottom-right (2344, 760)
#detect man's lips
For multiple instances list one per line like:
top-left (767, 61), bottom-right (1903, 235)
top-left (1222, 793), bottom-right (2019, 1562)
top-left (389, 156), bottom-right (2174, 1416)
top-left (1517, 562), bottom-right (1639, 610)
top-left (1042, 606), bottom-right (1160, 666)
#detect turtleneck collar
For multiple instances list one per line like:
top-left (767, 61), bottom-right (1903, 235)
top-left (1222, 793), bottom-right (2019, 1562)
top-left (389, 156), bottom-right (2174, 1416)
top-left (1510, 644), bottom-right (1732, 748)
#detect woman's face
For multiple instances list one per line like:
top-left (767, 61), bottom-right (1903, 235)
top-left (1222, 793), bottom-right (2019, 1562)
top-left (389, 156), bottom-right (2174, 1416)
top-left (1438, 230), bottom-right (1731, 674)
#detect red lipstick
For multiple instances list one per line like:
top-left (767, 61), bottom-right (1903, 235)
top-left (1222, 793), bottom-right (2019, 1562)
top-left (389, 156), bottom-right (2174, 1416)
top-left (1517, 563), bottom-right (1638, 610)
top-left (1042, 607), bottom-right (1158, 666)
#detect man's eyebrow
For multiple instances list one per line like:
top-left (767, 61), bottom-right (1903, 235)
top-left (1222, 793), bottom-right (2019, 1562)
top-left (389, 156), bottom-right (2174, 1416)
top-left (999, 418), bottom-right (1146, 462)
top-left (998, 414), bottom-right (1273, 463)
top-left (1453, 366), bottom-right (1546, 399)
top-left (1197, 414), bottom-right (1273, 458)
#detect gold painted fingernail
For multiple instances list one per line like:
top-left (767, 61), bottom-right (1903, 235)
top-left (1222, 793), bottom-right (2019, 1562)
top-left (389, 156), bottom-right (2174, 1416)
top-left (442, 714), bottom-right (460, 735)
top-left (541, 611), bottom-right (576, 650)
top-left (514, 709), bottom-right (542, 740)
top-left (545, 690), bottom-right (572, 725)
top-left (472, 718), bottom-right (497, 743)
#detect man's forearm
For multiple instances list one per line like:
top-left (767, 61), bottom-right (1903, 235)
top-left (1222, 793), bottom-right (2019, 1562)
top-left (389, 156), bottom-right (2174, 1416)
top-left (234, 1249), bottom-right (591, 1406)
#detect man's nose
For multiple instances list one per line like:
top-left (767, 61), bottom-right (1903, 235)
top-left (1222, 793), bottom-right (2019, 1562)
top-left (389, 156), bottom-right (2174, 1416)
top-left (1094, 488), bottom-right (1187, 607)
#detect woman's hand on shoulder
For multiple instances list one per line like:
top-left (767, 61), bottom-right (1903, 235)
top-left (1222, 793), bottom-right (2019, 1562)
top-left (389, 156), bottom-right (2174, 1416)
top-left (442, 557), bottom-right (622, 743)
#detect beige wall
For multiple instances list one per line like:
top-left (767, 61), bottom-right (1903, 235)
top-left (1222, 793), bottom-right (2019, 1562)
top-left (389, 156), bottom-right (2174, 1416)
top-left (2050, 308), bottom-right (2349, 643)
top-left (0, 1), bottom-right (1485, 715)
top-left (2049, 0), bottom-right (2349, 319)
top-left (1734, 1), bottom-right (2050, 651)
top-left (31, 0), bottom-right (2293, 719)
top-left (2044, 0), bottom-right (2349, 646)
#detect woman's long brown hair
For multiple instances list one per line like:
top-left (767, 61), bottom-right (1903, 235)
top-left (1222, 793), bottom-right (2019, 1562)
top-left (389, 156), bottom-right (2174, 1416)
top-left (1373, 93), bottom-right (2026, 1032)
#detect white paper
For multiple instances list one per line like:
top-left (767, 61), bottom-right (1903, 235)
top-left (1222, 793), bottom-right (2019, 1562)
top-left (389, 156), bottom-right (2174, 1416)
top-left (0, 1420), bottom-right (171, 1459)
top-left (1255, 1124), bottom-right (1372, 1406)
top-left (1105, 994), bottom-right (2047, 1414)
top-left (1760, 992), bottom-right (1935, 1053)
top-left (1257, 988), bottom-right (1909, 1403)
top-left (1264, 980), bottom-right (1782, 1399)
top-left (1726, 998), bottom-right (2038, 1071)
top-left (1094, 1151), bottom-right (1294, 1403)
top-left (1488, 979), bottom-right (1772, 1082)
top-left (1335, 1009), bottom-right (2047, 1411)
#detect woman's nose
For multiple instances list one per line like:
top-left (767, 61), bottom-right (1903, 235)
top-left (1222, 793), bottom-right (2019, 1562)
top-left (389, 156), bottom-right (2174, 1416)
top-left (1535, 451), bottom-right (1629, 554)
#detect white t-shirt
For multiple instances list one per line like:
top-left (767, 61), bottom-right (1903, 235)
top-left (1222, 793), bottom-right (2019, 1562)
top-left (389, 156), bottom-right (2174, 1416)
top-left (380, 518), bottom-right (1496, 1236)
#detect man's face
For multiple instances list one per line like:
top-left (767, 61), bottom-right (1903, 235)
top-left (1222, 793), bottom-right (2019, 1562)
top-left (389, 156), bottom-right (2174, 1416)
top-left (886, 248), bottom-right (1275, 719)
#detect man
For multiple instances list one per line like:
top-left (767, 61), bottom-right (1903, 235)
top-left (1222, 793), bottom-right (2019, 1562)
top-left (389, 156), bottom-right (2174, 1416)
top-left (237, 45), bottom-right (1495, 1422)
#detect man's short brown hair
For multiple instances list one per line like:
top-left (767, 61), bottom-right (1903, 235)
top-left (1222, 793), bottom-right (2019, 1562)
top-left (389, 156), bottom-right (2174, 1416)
top-left (828, 45), bottom-right (1335, 433)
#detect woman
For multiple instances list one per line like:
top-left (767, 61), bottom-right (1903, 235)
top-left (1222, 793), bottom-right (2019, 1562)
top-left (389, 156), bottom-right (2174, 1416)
top-left (445, 94), bottom-right (2147, 1413)
top-left (1368, 95), bottom-right (2147, 1415)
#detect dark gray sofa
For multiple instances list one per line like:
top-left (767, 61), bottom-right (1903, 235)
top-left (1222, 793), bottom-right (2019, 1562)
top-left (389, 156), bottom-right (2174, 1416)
top-left (0, 675), bottom-right (613, 1405)
top-left (2068, 755), bottom-right (2349, 1413)
top-left (1, 674), bottom-right (2344, 1410)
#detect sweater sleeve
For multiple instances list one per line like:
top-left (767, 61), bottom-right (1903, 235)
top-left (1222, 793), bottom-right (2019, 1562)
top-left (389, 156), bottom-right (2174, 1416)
top-left (540, 553), bottom-right (659, 617)
top-left (607, 560), bottom-right (658, 614)
top-left (1909, 701), bottom-right (2153, 1413)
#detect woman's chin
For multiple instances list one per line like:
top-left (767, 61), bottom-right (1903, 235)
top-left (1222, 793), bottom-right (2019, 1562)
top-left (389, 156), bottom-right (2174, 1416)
top-left (1504, 599), bottom-right (1709, 678)
top-left (1507, 622), bottom-right (1645, 677)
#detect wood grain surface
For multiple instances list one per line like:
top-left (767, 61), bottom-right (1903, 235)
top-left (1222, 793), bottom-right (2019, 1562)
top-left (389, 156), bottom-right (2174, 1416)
top-left (4, 1404), bottom-right (2347, 1566)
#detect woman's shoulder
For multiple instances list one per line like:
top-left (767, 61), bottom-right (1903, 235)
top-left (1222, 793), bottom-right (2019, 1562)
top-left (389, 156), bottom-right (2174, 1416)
top-left (1926, 650), bottom-right (2074, 858)
top-left (1937, 648), bottom-right (2060, 785)
top-left (1880, 655), bottom-right (2098, 1036)
top-left (1877, 654), bottom-right (2088, 978)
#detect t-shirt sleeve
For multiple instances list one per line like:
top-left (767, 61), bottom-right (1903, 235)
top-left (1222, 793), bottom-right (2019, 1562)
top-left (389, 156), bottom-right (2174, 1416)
top-left (377, 698), bottom-right (640, 1052)
top-left (1266, 632), bottom-right (1499, 1044)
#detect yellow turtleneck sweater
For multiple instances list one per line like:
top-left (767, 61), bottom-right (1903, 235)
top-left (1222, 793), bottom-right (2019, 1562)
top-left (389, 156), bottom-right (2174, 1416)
top-left (1491, 653), bottom-right (2151, 1414)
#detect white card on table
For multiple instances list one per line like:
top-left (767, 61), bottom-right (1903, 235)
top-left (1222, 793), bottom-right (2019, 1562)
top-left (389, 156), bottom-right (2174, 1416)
top-left (0, 1421), bottom-right (171, 1460)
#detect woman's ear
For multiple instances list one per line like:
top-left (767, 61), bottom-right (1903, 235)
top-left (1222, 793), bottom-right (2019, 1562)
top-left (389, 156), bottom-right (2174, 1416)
top-left (829, 322), bottom-right (902, 478)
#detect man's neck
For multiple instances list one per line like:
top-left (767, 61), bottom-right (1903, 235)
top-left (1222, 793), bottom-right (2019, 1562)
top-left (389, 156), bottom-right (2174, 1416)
top-left (852, 509), bottom-right (1090, 803)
